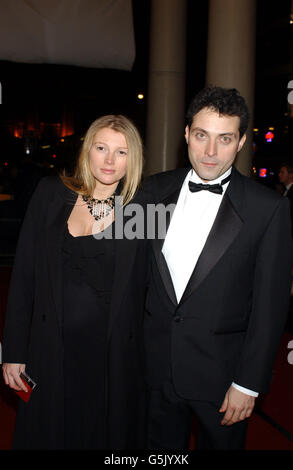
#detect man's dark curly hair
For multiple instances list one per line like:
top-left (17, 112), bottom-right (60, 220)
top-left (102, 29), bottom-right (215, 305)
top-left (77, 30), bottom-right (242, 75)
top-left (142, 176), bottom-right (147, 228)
top-left (280, 162), bottom-right (293, 173)
top-left (186, 86), bottom-right (250, 138)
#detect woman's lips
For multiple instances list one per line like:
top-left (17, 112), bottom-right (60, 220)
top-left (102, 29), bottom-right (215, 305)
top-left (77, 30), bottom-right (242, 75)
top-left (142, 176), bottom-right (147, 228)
top-left (101, 169), bottom-right (115, 174)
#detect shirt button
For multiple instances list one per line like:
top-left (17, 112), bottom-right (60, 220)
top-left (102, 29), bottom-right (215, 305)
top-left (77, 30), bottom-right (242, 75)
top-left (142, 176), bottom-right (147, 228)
top-left (174, 315), bottom-right (183, 322)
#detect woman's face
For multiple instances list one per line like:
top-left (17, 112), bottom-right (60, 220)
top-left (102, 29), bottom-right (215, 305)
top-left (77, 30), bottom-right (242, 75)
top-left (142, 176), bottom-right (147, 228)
top-left (88, 127), bottom-right (128, 191)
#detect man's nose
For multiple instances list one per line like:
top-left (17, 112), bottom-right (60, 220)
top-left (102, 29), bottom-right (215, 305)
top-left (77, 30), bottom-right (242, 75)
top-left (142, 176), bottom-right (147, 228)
top-left (205, 138), bottom-right (217, 157)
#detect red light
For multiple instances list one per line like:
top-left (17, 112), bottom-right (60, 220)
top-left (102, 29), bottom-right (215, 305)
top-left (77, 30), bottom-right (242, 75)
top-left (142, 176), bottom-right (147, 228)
top-left (4, 162), bottom-right (8, 166)
top-left (259, 168), bottom-right (267, 178)
top-left (53, 154), bottom-right (56, 158)
top-left (265, 131), bottom-right (274, 142)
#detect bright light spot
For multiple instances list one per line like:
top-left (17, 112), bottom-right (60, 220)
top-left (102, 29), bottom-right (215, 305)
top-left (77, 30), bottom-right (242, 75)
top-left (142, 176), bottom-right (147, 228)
top-left (137, 93), bottom-right (144, 100)
top-left (265, 131), bottom-right (274, 142)
top-left (259, 168), bottom-right (267, 178)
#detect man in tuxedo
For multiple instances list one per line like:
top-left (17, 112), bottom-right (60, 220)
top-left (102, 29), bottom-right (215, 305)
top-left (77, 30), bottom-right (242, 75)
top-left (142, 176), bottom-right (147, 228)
top-left (279, 163), bottom-right (293, 236)
top-left (144, 86), bottom-right (292, 450)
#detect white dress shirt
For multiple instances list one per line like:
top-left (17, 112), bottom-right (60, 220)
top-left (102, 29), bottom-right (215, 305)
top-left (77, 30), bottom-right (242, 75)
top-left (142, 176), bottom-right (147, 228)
top-left (283, 182), bottom-right (293, 196)
top-left (162, 167), bottom-right (258, 397)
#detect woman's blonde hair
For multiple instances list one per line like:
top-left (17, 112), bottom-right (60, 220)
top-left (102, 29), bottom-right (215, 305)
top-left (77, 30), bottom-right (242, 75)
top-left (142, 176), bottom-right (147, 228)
top-left (61, 114), bottom-right (143, 205)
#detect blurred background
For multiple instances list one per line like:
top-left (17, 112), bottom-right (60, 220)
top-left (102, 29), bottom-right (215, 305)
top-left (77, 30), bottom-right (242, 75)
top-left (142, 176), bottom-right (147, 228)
top-left (0, 1), bottom-right (292, 201)
top-left (0, 0), bottom-right (291, 276)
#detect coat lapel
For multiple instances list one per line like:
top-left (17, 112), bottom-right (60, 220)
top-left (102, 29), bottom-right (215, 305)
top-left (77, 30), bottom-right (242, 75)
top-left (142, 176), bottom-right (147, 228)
top-left (107, 237), bottom-right (137, 339)
top-left (180, 168), bottom-right (245, 304)
top-left (46, 182), bottom-right (77, 331)
top-left (107, 203), bottom-right (140, 339)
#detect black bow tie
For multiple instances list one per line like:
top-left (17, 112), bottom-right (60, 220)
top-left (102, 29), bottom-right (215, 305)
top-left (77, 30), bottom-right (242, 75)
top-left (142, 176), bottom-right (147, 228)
top-left (188, 174), bottom-right (231, 195)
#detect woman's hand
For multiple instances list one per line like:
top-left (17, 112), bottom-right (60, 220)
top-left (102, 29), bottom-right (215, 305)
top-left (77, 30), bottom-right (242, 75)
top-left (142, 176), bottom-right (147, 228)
top-left (2, 363), bottom-right (27, 392)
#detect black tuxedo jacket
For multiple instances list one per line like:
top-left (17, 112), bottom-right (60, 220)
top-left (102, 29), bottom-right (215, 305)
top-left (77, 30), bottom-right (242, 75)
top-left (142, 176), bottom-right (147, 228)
top-left (143, 167), bottom-right (292, 403)
top-left (285, 185), bottom-right (293, 236)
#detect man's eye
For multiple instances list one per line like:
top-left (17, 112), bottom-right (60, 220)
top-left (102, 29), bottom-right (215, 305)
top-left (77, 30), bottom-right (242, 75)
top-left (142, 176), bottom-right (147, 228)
top-left (221, 136), bottom-right (231, 144)
top-left (195, 133), bottom-right (206, 140)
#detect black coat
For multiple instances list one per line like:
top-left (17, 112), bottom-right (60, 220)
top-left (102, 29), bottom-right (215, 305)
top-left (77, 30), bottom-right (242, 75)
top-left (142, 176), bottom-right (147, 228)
top-left (144, 167), bottom-right (292, 403)
top-left (2, 176), bottom-right (149, 449)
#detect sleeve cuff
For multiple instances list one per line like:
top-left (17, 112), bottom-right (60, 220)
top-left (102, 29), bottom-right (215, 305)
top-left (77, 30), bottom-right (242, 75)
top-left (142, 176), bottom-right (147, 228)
top-left (232, 382), bottom-right (259, 397)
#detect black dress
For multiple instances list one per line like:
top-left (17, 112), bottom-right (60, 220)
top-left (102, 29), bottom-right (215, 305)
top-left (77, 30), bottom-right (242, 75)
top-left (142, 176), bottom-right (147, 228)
top-left (62, 224), bottom-right (115, 449)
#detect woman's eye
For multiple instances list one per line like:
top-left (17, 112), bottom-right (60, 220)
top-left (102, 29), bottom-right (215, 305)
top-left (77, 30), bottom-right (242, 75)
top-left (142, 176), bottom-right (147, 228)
top-left (118, 150), bottom-right (127, 156)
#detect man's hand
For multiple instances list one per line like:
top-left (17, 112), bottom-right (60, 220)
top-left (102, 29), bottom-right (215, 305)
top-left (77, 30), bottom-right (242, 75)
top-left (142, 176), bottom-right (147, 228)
top-left (2, 363), bottom-right (27, 392)
top-left (219, 385), bottom-right (255, 425)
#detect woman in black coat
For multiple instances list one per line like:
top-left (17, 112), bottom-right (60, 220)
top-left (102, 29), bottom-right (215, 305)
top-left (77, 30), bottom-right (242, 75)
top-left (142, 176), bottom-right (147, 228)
top-left (2, 115), bottom-right (148, 449)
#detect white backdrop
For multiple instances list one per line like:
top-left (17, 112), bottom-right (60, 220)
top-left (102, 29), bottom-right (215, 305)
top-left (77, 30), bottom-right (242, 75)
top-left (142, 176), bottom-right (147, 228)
top-left (0, 0), bottom-right (135, 70)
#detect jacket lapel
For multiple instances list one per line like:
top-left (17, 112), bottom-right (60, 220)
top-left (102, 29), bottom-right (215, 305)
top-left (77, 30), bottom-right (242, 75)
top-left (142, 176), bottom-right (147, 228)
top-left (151, 168), bottom-right (190, 306)
top-left (46, 182), bottom-right (77, 332)
top-left (180, 168), bottom-right (244, 304)
top-left (152, 188), bottom-right (180, 306)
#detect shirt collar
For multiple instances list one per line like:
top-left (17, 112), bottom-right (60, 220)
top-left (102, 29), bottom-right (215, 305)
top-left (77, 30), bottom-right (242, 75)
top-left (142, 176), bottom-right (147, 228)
top-left (189, 166), bottom-right (232, 186)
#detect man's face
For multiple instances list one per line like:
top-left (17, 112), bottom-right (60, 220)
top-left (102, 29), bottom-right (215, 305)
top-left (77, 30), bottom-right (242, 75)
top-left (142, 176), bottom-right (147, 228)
top-left (185, 107), bottom-right (246, 182)
top-left (278, 167), bottom-right (291, 186)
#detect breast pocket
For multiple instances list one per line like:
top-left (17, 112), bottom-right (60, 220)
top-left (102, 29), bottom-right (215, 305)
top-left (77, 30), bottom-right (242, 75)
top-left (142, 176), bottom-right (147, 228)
top-left (212, 317), bottom-right (248, 335)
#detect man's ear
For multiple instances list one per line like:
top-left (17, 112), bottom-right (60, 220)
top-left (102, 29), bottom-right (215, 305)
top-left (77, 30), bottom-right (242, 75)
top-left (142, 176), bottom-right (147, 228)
top-left (185, 125), bottom-right (189, 143)
top-left (237, 133), bottom-right (246, 152)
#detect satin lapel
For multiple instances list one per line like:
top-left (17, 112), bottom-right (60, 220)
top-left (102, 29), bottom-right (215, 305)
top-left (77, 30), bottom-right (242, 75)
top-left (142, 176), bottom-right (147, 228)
top-left (46, 187), bottom-right (77, 332)
top-left (180, 168), bottom-right (244, 304)
top-left (151, 188), bottom-right (180, 306)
